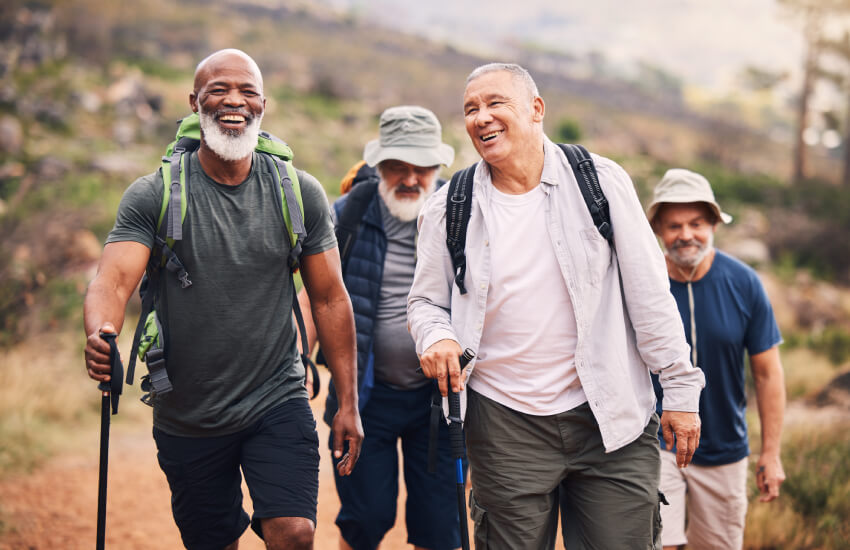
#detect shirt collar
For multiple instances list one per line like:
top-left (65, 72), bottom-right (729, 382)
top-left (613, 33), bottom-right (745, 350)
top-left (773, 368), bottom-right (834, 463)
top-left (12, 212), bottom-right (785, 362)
top-left (540, 137), bottom-right (561, 187)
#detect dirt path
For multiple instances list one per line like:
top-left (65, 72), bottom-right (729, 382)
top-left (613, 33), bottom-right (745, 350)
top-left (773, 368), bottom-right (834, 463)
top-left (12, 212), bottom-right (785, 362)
top-left (0, 373), bottom-right (419, 550)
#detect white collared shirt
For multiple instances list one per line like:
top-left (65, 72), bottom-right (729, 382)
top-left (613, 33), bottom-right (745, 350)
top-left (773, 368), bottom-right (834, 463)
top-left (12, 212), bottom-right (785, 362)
top-left (407, 137), bottom-right (705, 453)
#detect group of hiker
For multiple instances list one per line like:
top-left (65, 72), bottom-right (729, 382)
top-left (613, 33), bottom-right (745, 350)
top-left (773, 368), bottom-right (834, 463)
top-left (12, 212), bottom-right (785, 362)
top-left (83, 48), bottom-right (786, 550)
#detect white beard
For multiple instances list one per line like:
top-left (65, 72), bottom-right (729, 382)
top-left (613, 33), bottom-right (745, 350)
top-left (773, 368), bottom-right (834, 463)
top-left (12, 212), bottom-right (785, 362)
top-left (198, 105), bottom-right (263, 162)
top-left (378, 177), bottom-right (434, 222)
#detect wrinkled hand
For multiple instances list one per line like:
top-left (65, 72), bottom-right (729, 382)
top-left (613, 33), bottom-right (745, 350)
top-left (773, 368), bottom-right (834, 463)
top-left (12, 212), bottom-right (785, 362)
top-left (419, 339), bottom-right (464, 397)
top-left (332, 406), bottom-right (364, 476)
top-left (84, 323), bottom-right (118, 384)
top-left (660, 410), bottom-right (701, 468)
top-left (756, 453), bottom-right (785, 502)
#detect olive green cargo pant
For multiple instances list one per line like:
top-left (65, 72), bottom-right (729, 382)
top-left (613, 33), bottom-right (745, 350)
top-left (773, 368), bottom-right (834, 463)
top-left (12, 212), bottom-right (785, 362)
top-left (465, 389), bottom-right (663, 550)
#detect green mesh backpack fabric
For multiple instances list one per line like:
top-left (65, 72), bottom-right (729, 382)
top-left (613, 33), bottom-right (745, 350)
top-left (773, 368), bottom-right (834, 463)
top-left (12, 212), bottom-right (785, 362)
top-left (126, 113), bottom-right (318, 404)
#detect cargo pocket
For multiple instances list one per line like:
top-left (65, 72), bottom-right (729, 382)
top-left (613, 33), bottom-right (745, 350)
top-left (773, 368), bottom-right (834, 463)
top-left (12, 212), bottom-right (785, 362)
top-left (653, 490), bottom-right (668, 549)
top-left (469, 490), bottom-right (489, 549)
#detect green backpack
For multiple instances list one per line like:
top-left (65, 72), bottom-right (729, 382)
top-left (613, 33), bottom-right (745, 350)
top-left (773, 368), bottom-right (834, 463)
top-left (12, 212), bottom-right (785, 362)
top-left (126, 113), bottom-right (318, 404)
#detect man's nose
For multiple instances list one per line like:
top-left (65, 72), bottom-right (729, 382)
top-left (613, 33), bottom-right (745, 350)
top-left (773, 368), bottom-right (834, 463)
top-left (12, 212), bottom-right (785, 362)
top-left (475, 107), bottom-right (493, 126)
top-left (400, 169), bottom-right (419, 186)
top-left (223, 89), bottom-right (246, 107)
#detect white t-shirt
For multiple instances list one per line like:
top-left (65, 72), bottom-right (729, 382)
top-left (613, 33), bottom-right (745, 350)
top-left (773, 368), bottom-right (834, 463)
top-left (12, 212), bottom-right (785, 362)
top-left (469, 183), bottom-right (587, 415)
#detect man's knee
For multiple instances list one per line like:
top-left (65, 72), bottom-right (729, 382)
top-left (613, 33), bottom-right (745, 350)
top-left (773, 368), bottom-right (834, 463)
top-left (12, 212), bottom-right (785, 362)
top-left (262, 516), bottom-right (315, 550)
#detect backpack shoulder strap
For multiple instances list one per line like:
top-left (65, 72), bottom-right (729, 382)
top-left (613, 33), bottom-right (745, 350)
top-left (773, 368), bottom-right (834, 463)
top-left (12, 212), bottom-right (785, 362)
top-left (159, 145), bottom-right (190, 241)
top-left (262, 152), bottom-right (320, 399)
top-left (557, 143), bottom-right (613, 244)
top-left (264, 153), bottom-right (306, 271)
top-left (336, 177), bottom-right (379, 269)
top-left (445, 164), bottom-right (476, 295)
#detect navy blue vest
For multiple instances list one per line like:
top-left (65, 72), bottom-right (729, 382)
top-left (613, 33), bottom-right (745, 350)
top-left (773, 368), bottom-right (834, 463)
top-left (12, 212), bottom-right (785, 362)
top-left (323, 190), bottom-right (386, 425)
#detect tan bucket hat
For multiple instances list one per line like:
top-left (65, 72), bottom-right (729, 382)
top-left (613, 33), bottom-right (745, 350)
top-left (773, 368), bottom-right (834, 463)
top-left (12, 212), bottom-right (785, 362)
top-left (363, 105), bottom-right (454, 168)
top-left (647, 168), bottom-right (732, 225)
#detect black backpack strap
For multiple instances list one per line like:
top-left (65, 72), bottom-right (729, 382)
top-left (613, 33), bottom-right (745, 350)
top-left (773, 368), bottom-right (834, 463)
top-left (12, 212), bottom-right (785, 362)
top-left (446, 164), bottom-right (476, 295)
top-left (127, 164), bottom-right (192, 386)
top-left (126, 268), bottom-right (157, 386)
top-left (290, 275), bottom-right (321, 399)
top-left (335, 168), bottom-right (379, 269)
top-left (557, 144), bottom-right (613, 244)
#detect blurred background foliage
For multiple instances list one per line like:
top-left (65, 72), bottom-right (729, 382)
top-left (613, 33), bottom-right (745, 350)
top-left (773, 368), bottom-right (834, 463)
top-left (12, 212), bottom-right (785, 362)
top-left (0, 0), bottom-right (849, 547)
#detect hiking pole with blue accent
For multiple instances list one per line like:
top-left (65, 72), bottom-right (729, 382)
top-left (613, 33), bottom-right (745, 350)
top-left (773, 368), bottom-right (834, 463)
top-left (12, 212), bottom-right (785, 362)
top-left (96, 332), bottom-right (123, 550)
top-left (447, 348), bottom-right (475, 550)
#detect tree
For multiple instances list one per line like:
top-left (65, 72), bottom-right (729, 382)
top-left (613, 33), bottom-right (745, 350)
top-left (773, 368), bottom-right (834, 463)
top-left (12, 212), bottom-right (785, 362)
top-left (819, 31), bottom-right (850, 186)
top-left (780, 0), bottom-right (850, 183)
top-left (780, 0), bottom-right (828, 183)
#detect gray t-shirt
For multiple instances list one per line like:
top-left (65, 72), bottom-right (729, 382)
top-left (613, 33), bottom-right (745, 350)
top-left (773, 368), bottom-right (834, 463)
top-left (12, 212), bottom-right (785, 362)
top-left (108, 151), bottom-right (336, 436)
top-left (371, 199), bottom-right (429, 390)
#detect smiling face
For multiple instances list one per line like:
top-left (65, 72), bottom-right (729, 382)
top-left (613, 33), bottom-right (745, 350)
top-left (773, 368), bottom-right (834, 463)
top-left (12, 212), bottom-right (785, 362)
top-left (462, 70), bottom-right (544, 169)
top-left (654, 202), bottom-right (718, 268)
top-left (190, 50), bottom-right (265, 162)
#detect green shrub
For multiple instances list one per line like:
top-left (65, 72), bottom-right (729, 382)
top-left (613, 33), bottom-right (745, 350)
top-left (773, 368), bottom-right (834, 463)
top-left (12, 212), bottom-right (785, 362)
top-left (555, 118), bottom-right (582, 143)
top-left (809, 327), bottom-right (850, 366)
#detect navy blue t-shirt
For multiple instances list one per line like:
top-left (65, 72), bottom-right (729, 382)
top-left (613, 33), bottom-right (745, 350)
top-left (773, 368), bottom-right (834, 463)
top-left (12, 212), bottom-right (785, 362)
top-left (653, 250), bottom-right (782, 466)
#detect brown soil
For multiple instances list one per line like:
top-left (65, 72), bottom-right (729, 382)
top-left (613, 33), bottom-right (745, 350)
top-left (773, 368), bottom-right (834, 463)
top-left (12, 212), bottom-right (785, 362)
top-left (0, 377), bottom-right (418, 550)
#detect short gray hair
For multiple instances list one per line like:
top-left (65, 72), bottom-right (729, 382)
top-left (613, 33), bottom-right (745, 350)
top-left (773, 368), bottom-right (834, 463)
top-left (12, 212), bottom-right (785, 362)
top-left (466, 63), bottom-right (539, 99)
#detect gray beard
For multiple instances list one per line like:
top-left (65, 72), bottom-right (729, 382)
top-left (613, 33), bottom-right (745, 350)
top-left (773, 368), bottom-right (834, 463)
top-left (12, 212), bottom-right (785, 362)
top-left (377, 178), bottom-right (434, 222)
top-left (665, 234), bottom-right (714, 268)
top-left (198, 106), bottom-right (262, 162)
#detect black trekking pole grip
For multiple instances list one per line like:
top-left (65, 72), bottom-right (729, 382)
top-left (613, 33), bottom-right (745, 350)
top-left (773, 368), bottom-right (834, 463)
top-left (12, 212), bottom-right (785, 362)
top-left (96, 331), bottom-right (120, 550)
top-left (447, 348), bottom-right (474, 459)
top-left (98, 332), bottom-right (123, 414)
top-left (447, 348), bottom-right (474, 550)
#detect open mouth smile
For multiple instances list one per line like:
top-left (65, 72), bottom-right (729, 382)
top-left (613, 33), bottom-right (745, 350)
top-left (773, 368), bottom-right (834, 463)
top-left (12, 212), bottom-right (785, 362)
top-left (480, 130), bottom-right (502, 142)
top-left (216, 112), bottom-right (250, 127)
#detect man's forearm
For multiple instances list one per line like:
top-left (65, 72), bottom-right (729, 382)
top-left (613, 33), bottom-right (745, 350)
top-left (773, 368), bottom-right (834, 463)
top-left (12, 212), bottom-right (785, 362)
top-left (83, 276), bottom-right (131, 336)
top-left (312, 295), bottom-right (358, 410)
top-left (754, 363), bottom-right (785, 457)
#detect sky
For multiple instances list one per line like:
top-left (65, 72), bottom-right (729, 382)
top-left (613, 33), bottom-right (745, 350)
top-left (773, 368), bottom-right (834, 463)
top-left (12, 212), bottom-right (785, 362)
top-left (315, 0), bottom-right (805, 94)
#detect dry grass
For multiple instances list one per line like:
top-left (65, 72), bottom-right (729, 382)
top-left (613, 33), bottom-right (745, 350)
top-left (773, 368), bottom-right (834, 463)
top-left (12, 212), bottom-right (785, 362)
top-left (745, 405), bottom-right (850, 549)
top-left (0, 329), bottom-right (148, 475)
top-left (781, 346), bottom-right (844, 401)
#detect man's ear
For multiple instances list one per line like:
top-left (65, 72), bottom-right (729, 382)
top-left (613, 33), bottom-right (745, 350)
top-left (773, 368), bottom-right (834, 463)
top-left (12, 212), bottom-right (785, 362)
top-left (532, 96), bottom-right (545, 122)
top-left (189, 92), bottom-right (198, 113)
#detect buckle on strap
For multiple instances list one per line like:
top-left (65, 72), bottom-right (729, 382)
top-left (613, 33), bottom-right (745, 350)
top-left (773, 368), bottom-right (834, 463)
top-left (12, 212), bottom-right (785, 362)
top-left (148, 368), bottom-right (173, 394)
top-left (289, 241), bottom-right (303, 272)
top-left (144, 347), bottom-right (165, 370)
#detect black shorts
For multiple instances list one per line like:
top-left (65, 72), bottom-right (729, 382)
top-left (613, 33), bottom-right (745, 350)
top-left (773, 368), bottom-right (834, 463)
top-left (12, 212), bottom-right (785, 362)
top-left (153, 398), bottom-right (319, 550)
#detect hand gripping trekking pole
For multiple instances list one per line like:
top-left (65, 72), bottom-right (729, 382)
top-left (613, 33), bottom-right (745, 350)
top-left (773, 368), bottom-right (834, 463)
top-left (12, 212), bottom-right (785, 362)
top-left (447, 349), bottom-right (475, 550)
top-left (96, 332), bottom-right (123, 550)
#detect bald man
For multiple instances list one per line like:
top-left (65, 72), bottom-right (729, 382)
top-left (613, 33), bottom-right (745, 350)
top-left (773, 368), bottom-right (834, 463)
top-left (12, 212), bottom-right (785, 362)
top-left (84, 49), bottom-right (363, 550)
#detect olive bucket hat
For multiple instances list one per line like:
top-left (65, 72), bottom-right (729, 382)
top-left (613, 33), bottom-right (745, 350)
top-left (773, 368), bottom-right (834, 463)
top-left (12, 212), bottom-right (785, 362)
top-left (363, 105), bottom-right (455, 168)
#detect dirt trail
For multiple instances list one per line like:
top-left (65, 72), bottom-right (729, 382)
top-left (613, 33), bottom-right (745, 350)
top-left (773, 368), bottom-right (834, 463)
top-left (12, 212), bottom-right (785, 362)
top-left (0, 373), bottom-right (418, 550)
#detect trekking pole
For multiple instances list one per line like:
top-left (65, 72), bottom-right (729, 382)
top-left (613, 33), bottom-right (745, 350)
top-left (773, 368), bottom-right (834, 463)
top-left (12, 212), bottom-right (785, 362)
top-left (447, 348), bottom-right (475, 550)
top-left (96, 332), bottom-right (123, 550)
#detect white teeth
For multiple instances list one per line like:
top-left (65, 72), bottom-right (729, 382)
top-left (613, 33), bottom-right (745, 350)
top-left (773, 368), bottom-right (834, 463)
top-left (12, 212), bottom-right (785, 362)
top-left (481, 131), bottom-right (501, 141)
top-left (220, 115), bottom-right (245, 122)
